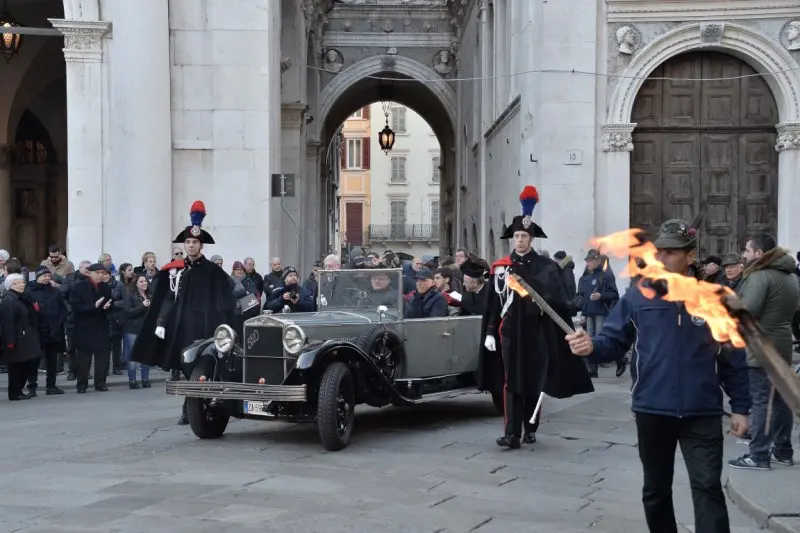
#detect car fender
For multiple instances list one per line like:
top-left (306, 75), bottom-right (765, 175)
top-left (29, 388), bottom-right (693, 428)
top-left (181, 338), bottom-right (215, 365)
top-left (288, 340), bottom-right (412, 406)
top-left (180, 339), bottom-right (242, 382)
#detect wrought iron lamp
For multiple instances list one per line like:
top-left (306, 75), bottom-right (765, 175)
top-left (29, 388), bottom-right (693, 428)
top-left (377, 100), bottom-right (395, 155)
top-left (0, 0), bottom-right (22, 63)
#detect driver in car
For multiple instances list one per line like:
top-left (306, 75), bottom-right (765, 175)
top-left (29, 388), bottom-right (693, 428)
top-left (360, 271), bottom-right (398, 308)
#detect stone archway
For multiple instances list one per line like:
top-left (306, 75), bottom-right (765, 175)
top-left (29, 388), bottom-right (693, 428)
top-left (62, 0), bottom-right (100, 21)
top-left (600, 22), bottom-right (800, 256)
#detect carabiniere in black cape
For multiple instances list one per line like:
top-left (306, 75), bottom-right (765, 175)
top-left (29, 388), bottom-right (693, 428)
top-left (130, 255), bottom-right (236, 372)
top-left (477, 250), bottom-right (594, 400)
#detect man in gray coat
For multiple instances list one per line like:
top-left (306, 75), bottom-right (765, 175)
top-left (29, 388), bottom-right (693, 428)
top-left (729, 233), bottom-right (799, 470)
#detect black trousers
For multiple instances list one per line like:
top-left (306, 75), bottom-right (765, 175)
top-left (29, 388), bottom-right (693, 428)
top-left (66, 329), bottom-right (77, 373)
top-left (110, 335), bottom-right (124, 371)
top-left (503, 377), bottom-right (541, 438)
top-left (8, 359), bottom-right (38, 400)
top-left (75, 347), bottom-right (110, 390)
top-left (27, 343), bottom-right (60, 389)
top-left (635, 413), bottom-right (730, 533)
top-left (791, 311), bottom-right (800, 342)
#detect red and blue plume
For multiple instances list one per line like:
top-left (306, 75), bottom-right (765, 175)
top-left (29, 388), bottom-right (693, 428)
top-left (519, 186), bottom-right (539, 217)
top-left (189, 200), bottom-right (206, 227)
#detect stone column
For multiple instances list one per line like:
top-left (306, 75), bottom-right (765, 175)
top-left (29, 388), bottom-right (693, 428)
top-left (776, 122), bottom-right (800, 253)
top-left (104, 2), bottom-right (172, 265)
top-left (599, 123), bottom-right (636, 277)
top-left (0, 144), bottom-right (12, 251)
top-left (48, 19), bottom-right (109, 264)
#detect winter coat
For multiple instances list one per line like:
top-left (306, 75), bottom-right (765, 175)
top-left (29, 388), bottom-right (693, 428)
top-left (120, 288), bottom-right (150, 336)
top-left (69, 279), bottom-right (114, 351)
top-left (0, 291), bottom-right (44, 364)
top-left (264, 284), bottom-right (315, 313)
top-left (557, 255), bottom-right (578, 314)
top-left (60, 271), bottom-right (86, 330)
top-left (576, 266), bottom-right (619, 317)
top-left (25, 281), bottom-right (68, 347)
top-left (590, 282), bottom-right (751, 418)
top-left (404, 289), bottom-right (448, 319)
top-left (738, 248), bottom-right (800, 366)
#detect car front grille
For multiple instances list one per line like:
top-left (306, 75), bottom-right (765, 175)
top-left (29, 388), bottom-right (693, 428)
top-left (243, 324), bottom-right (286, 385)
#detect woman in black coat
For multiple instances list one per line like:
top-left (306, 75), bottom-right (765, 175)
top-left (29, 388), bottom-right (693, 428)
top-left (0, 274), bottom-right (44, 401)
top-left (120, 273), bottom-right (152, 388)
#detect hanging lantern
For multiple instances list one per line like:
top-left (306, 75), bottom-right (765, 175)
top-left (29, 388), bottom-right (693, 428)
top-left (377, 100), bottom-right (395, 155)
top-left (0, 9), bottom-right (22, 63)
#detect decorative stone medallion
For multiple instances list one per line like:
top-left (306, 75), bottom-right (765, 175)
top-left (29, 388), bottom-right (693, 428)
top-left (323, 49), bottom-right (344, 73)
top-left (381, 20), bottom-right (394, 33)
top-left (700, 23), bottom-right (725, 45)
top-left (780, 18), bottom-right (800, 51)
top-left (614, 24), bottom-right (641, 56)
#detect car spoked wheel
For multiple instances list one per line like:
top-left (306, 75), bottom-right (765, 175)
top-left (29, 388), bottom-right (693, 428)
top-left (186, 358), bottom-right (230, 439)
top-left (356, 325), bottom-right (405, 382)
top-left (318, 362), bottom-right (355, 451)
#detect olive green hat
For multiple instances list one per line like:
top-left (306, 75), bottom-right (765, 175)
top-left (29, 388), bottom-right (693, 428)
top-left (652, 219), bottom-right (697, 250)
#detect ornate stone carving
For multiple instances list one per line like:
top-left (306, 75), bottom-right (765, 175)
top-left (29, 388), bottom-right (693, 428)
top-left (381, 20), bottom-right (394, 32)
top-left (280, 57), bottom-right (292, 73)
top-left (781, 19), bottom-right (800, 51)
top-left (700, 23), bottom-right (725, 45)
top-left (601, 124), bottom-right (637, 152)
top-left (776, 122), bottom-right (800, 151)
top-left (323, 49), bottom-right (344, 73)
top-left (381, 48), bottom-right (398, 69)
top-left (422, 21), bottom-right (435, 32)
top-left (340, 20), bottom-right (353, 32)
top-left (433, 49), bottom-right (454, 75)
top-left (615, 24), bottom-right (641, 55)
top-left (48, 19), bottom-right (111, 63)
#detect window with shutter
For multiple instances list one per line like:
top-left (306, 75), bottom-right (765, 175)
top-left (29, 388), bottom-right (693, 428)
top-left (390, 200), bottom-right (407, 238)
top-left (391, 107), bottom-right (407, 133)
top-left (390, 157), bottom-right (406, 183)
top-left (431, 156), bottom-right (441, 184)
top-left (362, 138), bottom-right (371, 170)
top-left (362, 106), bottom-right (370, 120)
top-left (430, 199), bottom-right (440, 236)
top-left (346, 138), bottom-right (363, 169)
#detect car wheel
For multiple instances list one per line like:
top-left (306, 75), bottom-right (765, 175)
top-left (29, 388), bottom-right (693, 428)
top-left (186, 357), bottom-right (230, 439)
top-left (355, 325), bottom-right (405, 381)
top-left (491, 391), bottom-right (505, 417)
top-left (317, 362), bottom-right (355, 451)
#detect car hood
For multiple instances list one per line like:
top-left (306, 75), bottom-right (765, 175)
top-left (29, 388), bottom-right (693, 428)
top-left (245, 310), bottom-right (400, 328)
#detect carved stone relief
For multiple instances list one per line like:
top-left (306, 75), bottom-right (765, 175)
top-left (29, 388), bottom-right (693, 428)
top-left (615, 24), bottom-right (641, 56)
top-left (381, 48), bottom-right (398, 69)
top-left (781, 19), bottom-right (800, 51)
top-left (700, 23), bottom-right (725, 45)
top-left (601, 124), bottom-right (636, 152)
top-left (323, 49), bottom-right (344, 72)
top-left (381, 20), bottom-right (394, 33)
top-left (433, 49), bottom-right (454, 75)
top-left (340, 20), bottom-right (353, 32)
top-left (48, 19), bottom-right (111, 63)
top-left (776, 122), bottom-right (800, 151)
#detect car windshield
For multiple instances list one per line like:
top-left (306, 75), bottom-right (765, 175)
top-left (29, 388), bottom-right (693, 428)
top-left (318, 268), bottom-right (403, 312)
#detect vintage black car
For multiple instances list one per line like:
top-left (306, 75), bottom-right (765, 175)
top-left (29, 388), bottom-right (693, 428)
top-left (166, 268), bottom-right (503, 450)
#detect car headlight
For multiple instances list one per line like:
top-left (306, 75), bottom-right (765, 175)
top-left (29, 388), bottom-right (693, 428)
top-left (282, 325), bottom-right (307, 355)
top-left (213, 325), bottom-right (235, 354)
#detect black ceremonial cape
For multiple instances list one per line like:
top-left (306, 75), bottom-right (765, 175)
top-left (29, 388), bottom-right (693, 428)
top-left (130, 255), bottom-right (236, 371)
top-left (477, 251), bottom-right (593, 399)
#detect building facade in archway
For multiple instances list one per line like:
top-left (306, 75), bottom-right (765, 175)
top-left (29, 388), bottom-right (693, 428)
top-left (2, 0), bottom-right (799, 271)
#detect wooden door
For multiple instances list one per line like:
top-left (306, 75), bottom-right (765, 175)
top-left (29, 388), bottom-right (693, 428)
top-left (345, 202), bottom-right (363, 246)
top-left (630, 52), bottom-right (779, 256)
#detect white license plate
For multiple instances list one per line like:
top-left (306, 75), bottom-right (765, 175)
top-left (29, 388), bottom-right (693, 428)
top-left (244, 401), bottom-right (269, 416)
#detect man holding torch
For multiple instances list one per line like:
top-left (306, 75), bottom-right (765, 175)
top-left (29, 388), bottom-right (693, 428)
top-left (565, 219), bottom-right (751, 533)
top-left (480, 186), bottom-right (594, 449)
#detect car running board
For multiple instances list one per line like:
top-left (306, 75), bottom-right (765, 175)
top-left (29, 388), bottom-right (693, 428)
top-left (396, 385), bottom-right (478, 405)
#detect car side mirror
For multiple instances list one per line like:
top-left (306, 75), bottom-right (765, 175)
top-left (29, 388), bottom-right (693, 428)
top-left (377, 305), bottom-right (388, 321)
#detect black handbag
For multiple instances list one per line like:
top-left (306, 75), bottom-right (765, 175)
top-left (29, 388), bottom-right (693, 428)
top-left (238, 293), bottom-right (260, 313)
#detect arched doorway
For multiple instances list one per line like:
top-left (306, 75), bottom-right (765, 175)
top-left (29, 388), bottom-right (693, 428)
top-left (630, 51), bottom-right (779, 256)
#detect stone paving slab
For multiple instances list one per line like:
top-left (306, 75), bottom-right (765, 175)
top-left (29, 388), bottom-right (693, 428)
top-left (0, 376), bottom-right (774, 532)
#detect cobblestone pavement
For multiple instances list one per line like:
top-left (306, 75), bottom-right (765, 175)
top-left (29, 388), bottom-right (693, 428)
top-left (0, 372), bottom-right (766, 533)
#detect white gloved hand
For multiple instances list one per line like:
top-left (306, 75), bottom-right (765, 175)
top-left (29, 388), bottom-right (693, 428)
top-left (484, 335), bottom-right (496, 352)
top-left (320, 296), bottom-right (328, 307)
top-left (155, 326), bottom-right (165, 339)
top-left (449, 291), bottom-right (462, 302)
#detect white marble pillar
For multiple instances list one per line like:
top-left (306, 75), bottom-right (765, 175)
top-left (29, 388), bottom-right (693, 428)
top-left (103, 1), bottom-right (172, 265)
top-left (0, 145), bottom-right (11, 251)
top-left (49, 19), bottom-right (110, 265)
top-left (599, 123), bottom-right (636, 280)
top-left (776, 122), bottom-right (800, 254)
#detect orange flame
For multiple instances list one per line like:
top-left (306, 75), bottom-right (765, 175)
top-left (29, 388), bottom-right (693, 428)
top-left (506, 275), bottom-right (529, 298)
top-left (593, 229), bottom-right (745, 348)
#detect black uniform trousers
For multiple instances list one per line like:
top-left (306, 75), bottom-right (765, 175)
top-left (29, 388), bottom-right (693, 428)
top-left (503, 372), bottom-right (541, 438)
top-left (635, 412), bottom-right (729, 533)
top-left (75, 347), bottom-right (110, 390)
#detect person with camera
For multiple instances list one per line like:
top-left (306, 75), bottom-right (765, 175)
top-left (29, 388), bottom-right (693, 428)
top-left (264, 267), bottom-right (315, 313)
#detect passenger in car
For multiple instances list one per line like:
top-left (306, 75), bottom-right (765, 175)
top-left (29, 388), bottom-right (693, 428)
top-left (433, 267), bottom-right (462, 315)
top-left (404, 268), bottom-right (448, 319)
top-left (459, 256), bottom-right (490, 316)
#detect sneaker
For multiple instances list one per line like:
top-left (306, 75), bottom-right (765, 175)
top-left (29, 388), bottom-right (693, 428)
top-left (729, 454), bottom-right (770, 470)
top-left (771, 450), bottom-right (794, 466)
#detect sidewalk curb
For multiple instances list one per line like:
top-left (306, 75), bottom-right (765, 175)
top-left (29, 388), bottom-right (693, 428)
top-left (0, 376), bottom-right (168, 393)
top-left (725, 475), bottom-right (800, 533)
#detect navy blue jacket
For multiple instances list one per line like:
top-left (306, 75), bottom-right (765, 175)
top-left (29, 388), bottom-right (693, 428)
top-left (264, 284), bottom-right (315, 313)
top-left (576, 267), bottom-right (618, 317)
top-left (405, 289), bottom-right (448, 319)
top-left (590, 284), bottom-right (750, 417)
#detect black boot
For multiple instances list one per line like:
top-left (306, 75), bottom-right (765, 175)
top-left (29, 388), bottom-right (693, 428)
top-left (496, 435), bottom-right (521, 449)
top-left (27, 386), bottom-right (38, 398)
top-left (523, 430), bottom-right (537, 444)
top-left (46, 386), bottom-right (65, 395)
top-left (141, 380), bottom-right (151, 389)
top-left (616, 357), bottom-right (628, 377)
top-left (178, 400), bottom-right (189, 425)
top-left (129, 381), bottom-right (140, 390)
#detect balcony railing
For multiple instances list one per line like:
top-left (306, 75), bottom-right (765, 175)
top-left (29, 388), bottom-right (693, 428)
top-left (368, 224), bottom-right (440, 242)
